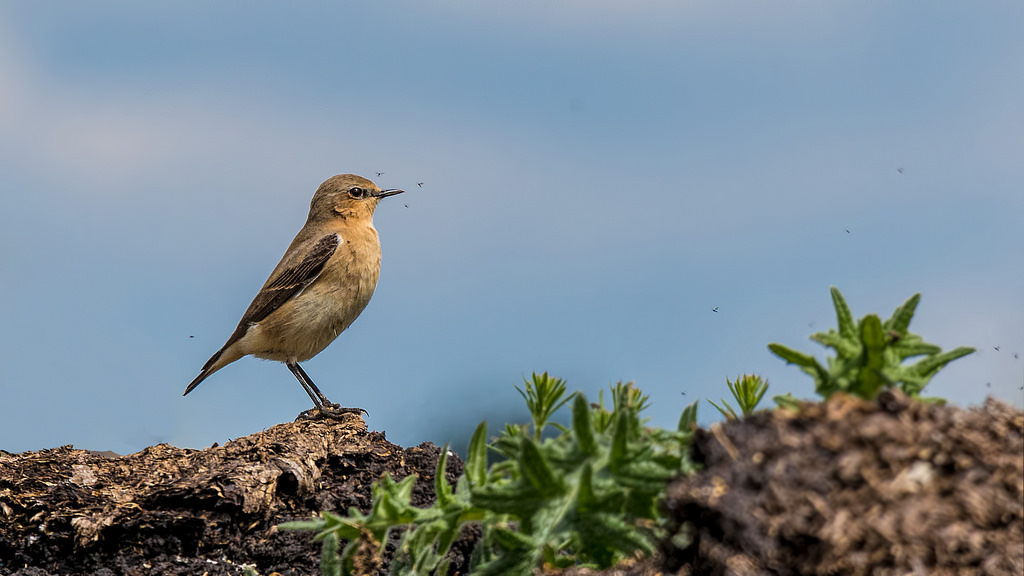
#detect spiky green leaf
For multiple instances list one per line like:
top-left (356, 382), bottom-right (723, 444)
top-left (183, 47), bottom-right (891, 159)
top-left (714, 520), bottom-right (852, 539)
top-left (677, 400), bottom-right (698, 432)
top-left (435, 445), bottom-right (453, 508)
top-left (886, 292), bottom-right (921, 333)
top-left (858, 314), bottom-right (886, 398)
top-left (769, 343), bottom-right (818, 367)
top-left (909, 346), bottom-right (975, 379)
top-left (519, 438), bottom-right (562, 497)
top-left (707, 398), bottom-right (738, 421)
top-left (466, 421), bottom-right (489, 488)
top-left (572, 394), bottom-right (597, 456)
top-left (830, 286), bottom-right (857, 341)
top-left (320, 532), bottom-right (341, 576)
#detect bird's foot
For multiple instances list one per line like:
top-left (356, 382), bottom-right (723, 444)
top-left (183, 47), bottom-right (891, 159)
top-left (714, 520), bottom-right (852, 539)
top-left (296, 403), bottom-right (368, 421)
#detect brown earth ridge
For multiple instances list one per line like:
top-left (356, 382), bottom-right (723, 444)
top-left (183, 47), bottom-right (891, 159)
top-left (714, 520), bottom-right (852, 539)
top-left (1, 391), bottom-right (1022, 576)
top-left (0, 414), bottom-right (465, 575)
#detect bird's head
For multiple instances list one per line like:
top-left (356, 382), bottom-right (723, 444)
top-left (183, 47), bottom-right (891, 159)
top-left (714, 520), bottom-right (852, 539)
top-left (308, 174), bottom-right (404, 222)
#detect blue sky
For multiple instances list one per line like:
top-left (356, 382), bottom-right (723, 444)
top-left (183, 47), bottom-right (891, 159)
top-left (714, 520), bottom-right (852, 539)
top-left (1, 2), bottom-right (1021, 455)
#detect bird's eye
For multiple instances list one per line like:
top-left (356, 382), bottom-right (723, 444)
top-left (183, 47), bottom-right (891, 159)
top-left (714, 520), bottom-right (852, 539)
top-left (348, 187), bottom-right (366, 198)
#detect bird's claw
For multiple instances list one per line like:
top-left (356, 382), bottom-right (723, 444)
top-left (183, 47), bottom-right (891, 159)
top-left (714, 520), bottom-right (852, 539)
top-left (296, 404), bottom-right (367, 421)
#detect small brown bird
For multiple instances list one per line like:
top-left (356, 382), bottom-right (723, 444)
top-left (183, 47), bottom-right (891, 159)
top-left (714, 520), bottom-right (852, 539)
top-left (184, 174), bottom-right (404, 412)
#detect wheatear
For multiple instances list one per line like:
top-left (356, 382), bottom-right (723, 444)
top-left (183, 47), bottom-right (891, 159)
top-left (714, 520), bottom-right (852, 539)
top-left (184, 174), bottom-right (404, 413)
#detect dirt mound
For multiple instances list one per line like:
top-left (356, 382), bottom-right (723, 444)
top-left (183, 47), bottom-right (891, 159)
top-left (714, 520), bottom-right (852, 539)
top-left (0, 414), bottom-right (462, 576)
top-left (3, 392), bottom-right (1021, 575)
top-left (662, 390), bottom-right (1024, 575)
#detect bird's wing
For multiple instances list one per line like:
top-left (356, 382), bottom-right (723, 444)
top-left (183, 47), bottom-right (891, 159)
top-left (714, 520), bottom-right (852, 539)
top-left (183, 233), bottom-right (341, 396)
top-left (226, 233), bottom-right (341, 340)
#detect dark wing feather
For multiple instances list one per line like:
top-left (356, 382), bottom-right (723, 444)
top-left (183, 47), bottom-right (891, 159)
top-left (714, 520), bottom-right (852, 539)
top-left (222, 233), bottom-right (341, 345)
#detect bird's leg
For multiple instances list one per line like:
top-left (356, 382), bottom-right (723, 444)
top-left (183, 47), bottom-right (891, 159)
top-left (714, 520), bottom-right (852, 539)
top-left (287, 362), bottom-right (331, 408)
top-left (287, 362), bottom-right (366, 420)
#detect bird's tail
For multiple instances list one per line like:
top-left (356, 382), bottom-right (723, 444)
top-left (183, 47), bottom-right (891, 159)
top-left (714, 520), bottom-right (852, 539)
top-left (183, 346), bottom-right (236, 396)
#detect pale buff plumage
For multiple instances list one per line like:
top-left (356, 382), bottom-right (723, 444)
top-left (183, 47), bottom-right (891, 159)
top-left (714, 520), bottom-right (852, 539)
top-left (184, 174), bottom-right (403, 411)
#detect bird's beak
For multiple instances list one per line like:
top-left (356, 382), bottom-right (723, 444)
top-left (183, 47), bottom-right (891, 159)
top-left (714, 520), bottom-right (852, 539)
top-left (374, 188), bottom-right (405, 198)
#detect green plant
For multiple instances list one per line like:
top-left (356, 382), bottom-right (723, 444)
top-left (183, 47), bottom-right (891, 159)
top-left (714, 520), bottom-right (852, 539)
top-left (707, 374), bottom-right (769, 420)
top-left (476, 382), bottom-right (694, 572)
top-left (515, 372), bottom-right (575, 440)
top-left (279, 433), bottom-right (486, 576)
top-left (677, 395), bottom-right (699, 432)
top-left (282, 376), bottom-right (698, 575)
top-left (771, 392), bottom-right (802, 411)
top-left (768, 286), bottom-right (974, 401)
